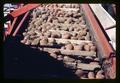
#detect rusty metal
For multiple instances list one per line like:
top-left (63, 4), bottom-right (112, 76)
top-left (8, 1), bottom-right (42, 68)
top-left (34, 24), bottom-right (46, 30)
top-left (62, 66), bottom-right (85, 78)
top-left (5, 23), bottom-right (11, 36)
top-left (8, 17), bottom-right (18, 35)
top-left (10, 4), bottom-right (40, 18)
top-left (13, 11), bottom-right (29, 36)
top-left (81, 4), bottom-right (114, 58)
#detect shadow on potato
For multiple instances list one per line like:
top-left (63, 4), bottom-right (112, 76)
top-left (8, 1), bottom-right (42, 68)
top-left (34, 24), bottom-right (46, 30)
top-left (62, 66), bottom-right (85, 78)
top-left (4, 36), bottom-right (79, 79)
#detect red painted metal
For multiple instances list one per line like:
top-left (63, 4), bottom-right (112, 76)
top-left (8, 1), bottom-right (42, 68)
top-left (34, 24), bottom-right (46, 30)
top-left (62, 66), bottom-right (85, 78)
top-left (5, 23), bottom-right (11, 36)
top-left (10, 4), bottom-right (40, 18)
top-left (13, 11), bottom-right (29, 36)
top-left (111, 57), bottom-right (116, 78)
top-left (81, 4), bottom-right (114, 58)
top-left (8, 17), bottom-right (18, 35)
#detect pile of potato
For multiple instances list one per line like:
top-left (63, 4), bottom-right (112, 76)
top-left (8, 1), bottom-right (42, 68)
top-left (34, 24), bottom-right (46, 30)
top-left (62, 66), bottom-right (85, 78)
top-left (21, 5), bottom-right (90, 45)
top-left (47, 47), bottom-right (104, 79)
top-left (20, 4), bottom-right (105, 79)
top-left (61, 42), bottom-right (96, 52)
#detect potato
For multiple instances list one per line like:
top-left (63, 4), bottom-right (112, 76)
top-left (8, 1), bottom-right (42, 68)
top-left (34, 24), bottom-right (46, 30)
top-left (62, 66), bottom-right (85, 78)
top-left (27, 30), bottom-right (36, 35)
top-left (74, 44), bottom-right (83, 51)
top-left (88, 42), bottom-right (94, 47)
top-left (49, 38), bottom-right (56, 44)
top-left (50, 53), bottom-right (57, 59)
top-left (61, 46), bottom-right (66, 50)
top-left (73, 13), bottom-right (82, 18)
top-left (75, 69), bottom-right (84, 77)
top-left (24, 35), bottom-right (30, 40)
top-left (62, 27), bottom-right (69, 31)
top-left (47, 16), bottom-right (53, 22)
top-left (72, 33), bottom-right (77, 37)
top-left (42, 14), bottom-right (48, 21)
top-left (51, 32), bottom-right (61, 38)
top-left (96, 72), bottom-right (105, 79)
top-left (29, 35), bottom-right (36, 39)
top-left (22, 32), bottom-right (27, 36)
top-left (71, 37), bottom-right (78, 40)
top-left (52, 19), bottom-right (58, 23)
top-left (65, 44), bottom-right (73, 50)
top-left (67, 17), bottom-right (73, 23)
top-left (25, 40), bottom-right (31, 45)
top-left (94, 58), bottom-right (100, 62)
top-left (53, 49), bottom-right (60, 54)
top-left (88, 72), bottom-right (95, 79)
top-left (57, 55), bottom-right (63, 61)
top-left (84, 44), bottom-right (90, 51)
top-left (31, 38), bottom-right (40, 45)
top-left (58, 17), bottom-right (65, 23)
top-left (64, 62), bottom-right (76, 69)
top-left (40, 38), bottom-right (48, 45)
top-left (44, 31), bottom-right (51, 37)
top-left (80, 20), bottom-right (85, 25)
top-left (34, 30), bottom-right (42, 36)
top-left (62, 33), bottom-right (71, 39)
top-left (63, 56), bottom-right (75, 62)
top-left (34, 20), bottom-right (42, 26)
top-left (90, 46), bottom-right (96, 52)
top-left (97, 70), bottom-right (104, 75)
top-left (81, 30), bottom-right (87, 36)
top-left (69, 27), bottom-right (74, 31)
top-left (20, 39), bottom-right (27, 44)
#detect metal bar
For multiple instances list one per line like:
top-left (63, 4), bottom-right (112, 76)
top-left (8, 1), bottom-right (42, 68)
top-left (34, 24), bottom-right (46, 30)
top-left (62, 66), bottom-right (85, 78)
top-left (8, 17), bottom-right (17, 35)
top-left (81, 4), bottom-right (114, 58)
top-left (13, 11), bottom-right (29, 36)
top-left (5, 23), bottom-right (11, 36)
top-left (10, 4), bottom-right (40, 18)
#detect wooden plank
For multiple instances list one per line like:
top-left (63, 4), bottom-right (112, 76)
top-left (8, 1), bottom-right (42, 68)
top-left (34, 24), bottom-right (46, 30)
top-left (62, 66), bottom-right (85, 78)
top-left (48, 38), bottom-right (92, 45)
top-left (77, 63), bottom-right (101, 71)
top-left (49, 30), bottom-right (79, 35)
top-left (43, 48), bottom-right (96, 57)
top-left (60, 49), bottom-right (96, 57)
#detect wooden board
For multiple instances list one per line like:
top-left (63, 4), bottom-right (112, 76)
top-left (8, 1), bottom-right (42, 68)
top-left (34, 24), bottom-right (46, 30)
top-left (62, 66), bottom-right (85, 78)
top-left (43, 48), bottom-right (96, 57)
top-left (49, 30), bottom-right (78, 35)
top-left (48, 38), bottom-right (92, 45)
top-left (77, 63), bottom-right (101, 70)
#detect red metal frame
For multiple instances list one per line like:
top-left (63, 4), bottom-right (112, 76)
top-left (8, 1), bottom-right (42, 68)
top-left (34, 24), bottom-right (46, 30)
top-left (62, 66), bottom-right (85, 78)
top-left (8, 17), bottom-right (18, 35)
top-left (10, 4), bottom-right (40, 18)
top-left (5, 23), bottom-right (11, 36)
top-left (13, 11), bottom-right (29, 36)
top-left (81, 4), bottom-right (115, 79)
top-left (5, 4), bottom-right (40, 37)
top-left (81, 4), bottom-right (114, 58)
